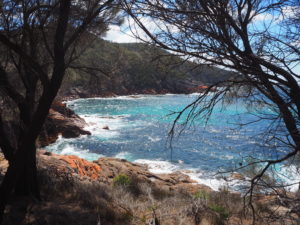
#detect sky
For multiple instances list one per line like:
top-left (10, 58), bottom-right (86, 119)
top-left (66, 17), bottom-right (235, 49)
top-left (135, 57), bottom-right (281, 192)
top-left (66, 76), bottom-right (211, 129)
top-left (103, 10), bottom-right (300, 76)
top-left (104, 23), bottom-right (139, 43)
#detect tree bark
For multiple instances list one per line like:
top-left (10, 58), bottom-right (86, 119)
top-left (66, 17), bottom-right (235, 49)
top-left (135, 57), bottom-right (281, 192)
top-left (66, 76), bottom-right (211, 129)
top-left (0, 141), bottom-right (40, 224)
top-left (14, 144), bottom-right (40, 199)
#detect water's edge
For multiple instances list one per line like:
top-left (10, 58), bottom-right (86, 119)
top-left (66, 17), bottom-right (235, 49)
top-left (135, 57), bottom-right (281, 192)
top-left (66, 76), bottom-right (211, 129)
top-left (46, 94), bottom-right (300, 192)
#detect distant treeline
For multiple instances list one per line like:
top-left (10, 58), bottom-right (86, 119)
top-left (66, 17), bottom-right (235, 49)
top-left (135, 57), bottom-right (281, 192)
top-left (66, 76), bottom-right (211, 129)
top-left (59, 39), bottom-right (234, 97)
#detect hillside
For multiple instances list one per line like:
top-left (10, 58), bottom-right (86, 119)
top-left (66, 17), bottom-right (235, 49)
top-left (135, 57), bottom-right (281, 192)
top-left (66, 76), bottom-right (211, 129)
top-left (59, 39), bottom-right (234, 98)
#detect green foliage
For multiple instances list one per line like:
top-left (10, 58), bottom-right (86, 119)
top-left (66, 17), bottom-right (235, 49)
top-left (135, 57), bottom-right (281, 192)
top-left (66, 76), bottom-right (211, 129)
top-left (209, 204), bottom-right (229, 220)
top-left (60, 38), bottom-right (235, 96)
top-left (193, 190), bottom-right (210, 200)
top-left (113, 174), bottom-right (131, 187)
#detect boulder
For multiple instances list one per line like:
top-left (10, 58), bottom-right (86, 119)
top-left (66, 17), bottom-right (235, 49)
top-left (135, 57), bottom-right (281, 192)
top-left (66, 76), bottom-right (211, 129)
top-left (38, 151), bottom-right (101, 180)
top-left (36, 152), bottom-right (211, 192)
top-left (229, 172), bottom-right (245, 181)
top-left (37, 102), bottom-right (91, 147)
top-left (93, 157), bottom-right (211, 193)
top-left (1, 151), bottom-right (211, 193)
top-left (102, 125), bottom-right (109, 130)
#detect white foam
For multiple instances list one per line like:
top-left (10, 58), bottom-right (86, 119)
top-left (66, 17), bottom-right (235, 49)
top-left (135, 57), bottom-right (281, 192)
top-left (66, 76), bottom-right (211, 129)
top-left (188, 92), bottom-right (201, 96)
top-left (66, 94), bottom-right (201, 104)
top-left (52, 144), bottom-right (102, 161)
top-left (186, 171), bottom-right (248, 191)
top-left (148, 136), bottom-right (162, 142)
top-left (165, 93), bottom-right (176, 96)
top-left (188, 92), bottom-right (214, 96)
top-left (226, 134), bottom-right (242, 140)
top-left (114, 151), bottom-right (135, 161)
top-left (68, 95), bottom-right (157, 102)
top-left (134, 159), bottom-right (181, 174)
top-left (275, 165), bottom-right (300, 192)
top-left (80, 114), bottom-right (130, 139)
top-left (208, 127), bottom-right (222, 133)
top-left (134, 159), bottom-right (250, 191)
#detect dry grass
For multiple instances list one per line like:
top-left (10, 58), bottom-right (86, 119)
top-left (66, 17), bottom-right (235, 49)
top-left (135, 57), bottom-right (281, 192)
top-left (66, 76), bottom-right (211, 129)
top-left (2, 166), bottom-right (300, 225)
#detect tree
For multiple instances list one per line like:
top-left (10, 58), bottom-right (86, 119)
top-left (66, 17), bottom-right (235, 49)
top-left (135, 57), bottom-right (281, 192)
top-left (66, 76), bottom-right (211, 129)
top-left (0, 0), bottom-right (120, 223)
top-left (123, 0), bottom-right (300, 222)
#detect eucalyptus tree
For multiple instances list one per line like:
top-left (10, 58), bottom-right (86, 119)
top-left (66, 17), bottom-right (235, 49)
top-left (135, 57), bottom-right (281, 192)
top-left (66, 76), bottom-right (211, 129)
top-left (0, 0), bottom-right (120, 222)
top-left (123, 0), bottom-right (300, 222)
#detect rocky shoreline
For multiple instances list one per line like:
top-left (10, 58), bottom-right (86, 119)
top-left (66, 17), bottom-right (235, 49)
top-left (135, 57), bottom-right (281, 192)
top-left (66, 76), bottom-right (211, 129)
top-left (1, 98), bottom-right (298, 224)
top-left (33, 100), bottom-right (212, 193)
top-left (1, 150), bottom-right (295, 225)
top-left (38, 150), bottom-right (211, 193)
top-left (57, 85), bottom-right (214, 102)
top-left (0, 150), bottom-right (211, 194)
top-left (37, 101), bottom-right (91, 147)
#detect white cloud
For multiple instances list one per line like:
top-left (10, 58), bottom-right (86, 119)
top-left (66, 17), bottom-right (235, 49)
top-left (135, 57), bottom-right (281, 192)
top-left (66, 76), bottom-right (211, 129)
top-left (251, 5), bottom-right (300, 23)
top-left (104, 16), bottom-right (179, 43)
top-left (281, 5), bottom-right (299, 19)
top-left (104, 24), bottom-right (140, 43)
top-left (252, 12), bottom-right (274, 22)
top-left (104, 17), bottom-right (150, 43)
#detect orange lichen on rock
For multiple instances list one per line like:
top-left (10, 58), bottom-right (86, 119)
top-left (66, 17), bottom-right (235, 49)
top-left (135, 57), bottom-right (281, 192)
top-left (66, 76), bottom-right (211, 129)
top-left (58, 155), bottom-right (101, 180)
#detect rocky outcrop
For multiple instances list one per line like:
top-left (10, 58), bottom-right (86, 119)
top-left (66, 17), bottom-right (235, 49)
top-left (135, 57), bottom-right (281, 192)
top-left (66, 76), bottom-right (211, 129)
top-left (0, 150), bottom-right (211, 194)
top-left (38, 151), bottom-right (101, 180)
top-left (36, 151), bottom-right (211, 193)
top-left (0, 154), bottom-right (8, 178)
top-left (37, 102), bottom-right (91, 147)
top-left (94, 157), bottom-right (206, 192)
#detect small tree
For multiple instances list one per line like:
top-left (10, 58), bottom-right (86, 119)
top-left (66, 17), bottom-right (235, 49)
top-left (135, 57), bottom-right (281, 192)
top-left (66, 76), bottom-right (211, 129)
top-left (0, 0), bottom-right (120, 223)
top-left (123, 0), bottom-right (300, 222)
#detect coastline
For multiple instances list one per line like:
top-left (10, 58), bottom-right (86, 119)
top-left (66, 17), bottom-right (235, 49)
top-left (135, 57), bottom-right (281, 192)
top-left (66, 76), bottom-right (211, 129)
top-left (46, 93), bottom-right (249, 192)
top-left (2, 94), bottom-right (298, 224)
top-left (0, 150), bottom-right (268, 225)
top-left (48, 93), bottom-right (300, 193)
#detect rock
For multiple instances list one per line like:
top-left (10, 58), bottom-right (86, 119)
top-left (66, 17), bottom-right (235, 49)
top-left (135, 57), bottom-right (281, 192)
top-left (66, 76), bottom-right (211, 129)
top-left (93, 157), bottom-right (211, 193)
top-left (37, 102), bottom-right (91, 147)
top-left (38, 151), bottom-right (101, 180)
top-left (102, 125), bottom-right (109, 130)
top-left (0, 154), bottom-right (8, 175)
top-left (58, 155), bottom-right (101, 180)
top-left (230, 172), bottom-right (245, 180)
top-left (1, 150), bottom-right (211, 194)
top-left (39, 153), bottom-right (212, 192)
top-left (68, 87), bottom-right (91, 98)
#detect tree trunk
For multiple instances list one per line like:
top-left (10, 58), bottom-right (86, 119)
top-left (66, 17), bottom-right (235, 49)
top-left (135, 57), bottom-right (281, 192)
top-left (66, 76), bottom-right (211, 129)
top-left (0, 142), bottom-right (39, 224)
top-left (15, 144), bottom-right (40, 199)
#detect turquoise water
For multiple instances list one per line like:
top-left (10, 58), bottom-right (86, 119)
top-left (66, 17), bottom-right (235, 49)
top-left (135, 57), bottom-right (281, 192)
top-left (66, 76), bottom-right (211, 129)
top-left (46, 94), bottom-right (297, 190)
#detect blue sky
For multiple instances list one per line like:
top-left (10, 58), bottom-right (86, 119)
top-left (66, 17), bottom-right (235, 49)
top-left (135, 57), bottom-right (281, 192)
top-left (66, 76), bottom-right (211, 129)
top-left (104, 9), bottom-right (300, 76)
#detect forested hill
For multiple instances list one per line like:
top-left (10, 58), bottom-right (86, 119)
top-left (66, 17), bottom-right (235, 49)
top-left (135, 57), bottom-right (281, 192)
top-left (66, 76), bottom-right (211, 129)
top-left (59, 39), bottom-right (234, 98)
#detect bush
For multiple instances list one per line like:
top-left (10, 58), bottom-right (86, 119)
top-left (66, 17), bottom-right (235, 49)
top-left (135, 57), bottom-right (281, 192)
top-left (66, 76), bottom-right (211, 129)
top-left (209, 204), bottom-right (229, 220)
top-left (113, 174), bottom-right (131, 187)
top-left (194, 190), bottom-right (210, 200)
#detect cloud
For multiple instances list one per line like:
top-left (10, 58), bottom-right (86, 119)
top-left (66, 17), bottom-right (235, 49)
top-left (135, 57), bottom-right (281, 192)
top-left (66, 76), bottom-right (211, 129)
top-left (252, 12), bottom-right (274, 22)
top-left (104, 24), bottom-right (140, 43)
top-left (104, 16), bottom-right (142, 43)
top-left (104, 17), bottom-right (151, 43)
top-left (281, 5), bottom-right (299, 19)
top-left (104, 16), bottom-right (179, 43)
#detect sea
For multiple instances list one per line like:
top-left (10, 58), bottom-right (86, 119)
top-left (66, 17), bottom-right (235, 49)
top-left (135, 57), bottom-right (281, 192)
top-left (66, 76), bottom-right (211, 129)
top-left (46, 94), bottom-right (300, 192)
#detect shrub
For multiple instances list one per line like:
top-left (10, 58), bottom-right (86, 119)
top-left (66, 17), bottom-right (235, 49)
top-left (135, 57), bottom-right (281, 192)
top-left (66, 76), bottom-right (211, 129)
top-left (194, 190), bottom-right (210, 200)
top-left (113, 174), bottom-right (131, 187)
top-left (209, 204), bottom-right (229, 220)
